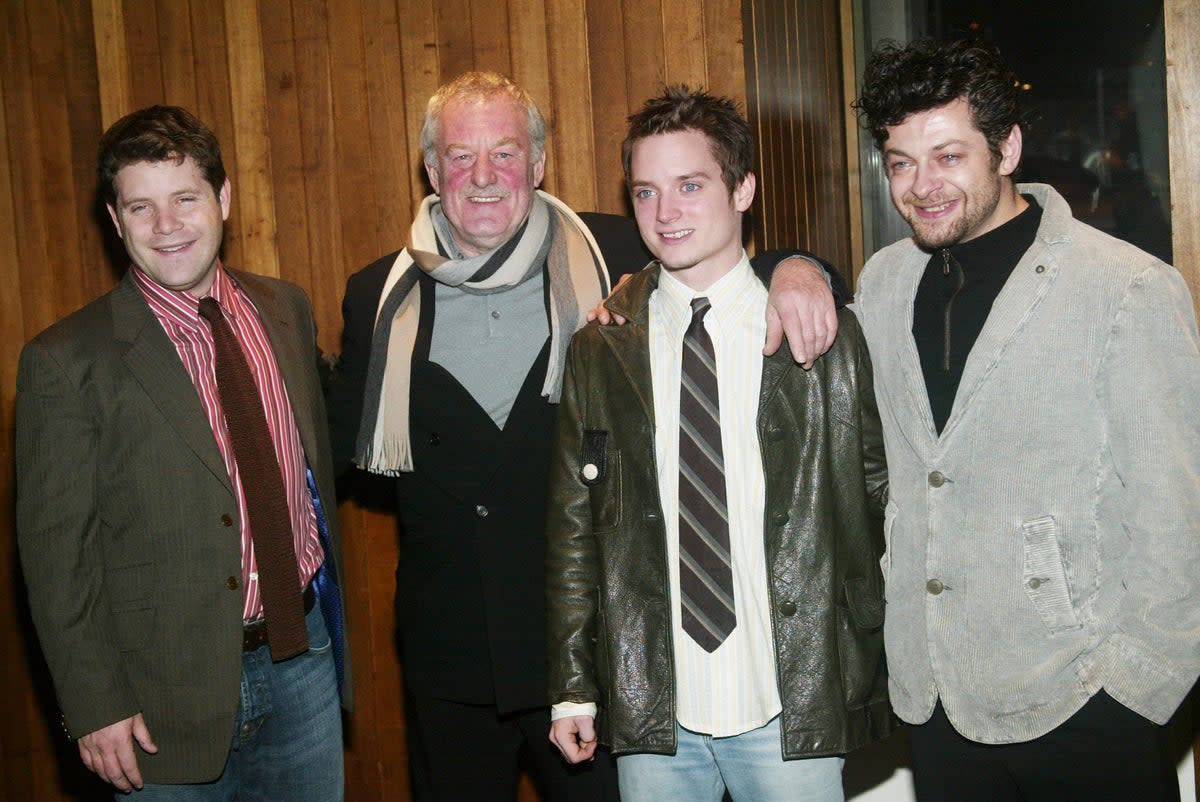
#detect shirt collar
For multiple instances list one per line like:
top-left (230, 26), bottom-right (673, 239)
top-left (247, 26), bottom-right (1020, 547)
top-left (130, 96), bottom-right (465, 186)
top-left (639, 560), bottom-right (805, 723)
top-left (131, 260), bottom-right (244, 331)
top-left (656, 252), bottom-right (756, 332)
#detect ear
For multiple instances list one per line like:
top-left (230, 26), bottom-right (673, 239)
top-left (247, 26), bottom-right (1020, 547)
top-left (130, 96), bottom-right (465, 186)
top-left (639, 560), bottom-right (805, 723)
top-left (105, 203), bottom-right (125, 240)
top-left (426, 161), bottom-right (441, 195)
top-left (997, 125), bottom-right (1023, 178)
top-left (218, 178), bottom-right (232, 221)
top-left (532, 150), bottom-right (546, 188)
top-left (733, 172), bottom-right (756, 212)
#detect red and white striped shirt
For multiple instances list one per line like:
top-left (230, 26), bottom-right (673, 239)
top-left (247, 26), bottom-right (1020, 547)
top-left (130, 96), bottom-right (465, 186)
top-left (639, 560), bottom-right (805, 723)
top-left (134, 264), bottom-right (322, 622)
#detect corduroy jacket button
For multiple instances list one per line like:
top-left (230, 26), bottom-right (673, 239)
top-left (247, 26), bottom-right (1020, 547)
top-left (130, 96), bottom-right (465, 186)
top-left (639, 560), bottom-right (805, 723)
top-left (926, 579), bottom-right (944, 595)
top-left (779, 600), bottom-right (798, 617)
top-left (928, 471), bottom-right (946, 488)
top-left (227, 576), bottom-right (240, 590)
top-left (475, 505), bottom-right (489, 518)
top-left (430, 432), bottom-right (440, 445)
top-left (220, 514), bottom-right (234, 527)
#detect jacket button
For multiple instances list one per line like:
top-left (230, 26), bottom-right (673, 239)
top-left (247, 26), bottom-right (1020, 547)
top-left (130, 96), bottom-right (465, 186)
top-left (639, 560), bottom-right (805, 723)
top-left (220, 514), bottom-right (234, 527)
top-left (1027, 577), bottom-right (1043, 590)
top-left (227, 576), bottom-right (240, 590)
top-left (645, 510), bottom-right (660, 522)
top-left (772, 511), bottom-right (789, 526)
top-left (779, 600), bottom-right (797, 617)
top-left (1035, 264), bottom-right (1046, 274)
top-left (926, 579), bottom-right (944, 595)
top-left (429, 432), bottom-right (440, 445)
top-left (475, 505), bottom-right (489, 518)
top-left (928, 471), bottom-right (946, 488)
top-left (768, 428), bottom-right (785, 442)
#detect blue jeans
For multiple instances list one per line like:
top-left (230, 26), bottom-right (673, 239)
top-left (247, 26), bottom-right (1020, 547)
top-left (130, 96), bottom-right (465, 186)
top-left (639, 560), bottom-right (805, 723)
top-left (617, 717), bottom-right (844, 802)
top-left (131, 603), bottom-right (344, 801)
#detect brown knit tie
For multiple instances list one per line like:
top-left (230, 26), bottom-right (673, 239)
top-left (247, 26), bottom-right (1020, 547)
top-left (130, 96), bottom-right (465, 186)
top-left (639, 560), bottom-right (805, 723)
top-left (198, 297), bottom-right (308, 661)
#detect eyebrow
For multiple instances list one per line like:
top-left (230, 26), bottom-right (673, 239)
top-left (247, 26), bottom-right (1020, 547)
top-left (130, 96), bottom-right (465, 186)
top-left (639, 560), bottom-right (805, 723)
top-left (444, 136), bottom-right (522, 152)
top-left (631, 170), bottom-right (714, 187)
top-left (885, 139), bottom-right (972, 158)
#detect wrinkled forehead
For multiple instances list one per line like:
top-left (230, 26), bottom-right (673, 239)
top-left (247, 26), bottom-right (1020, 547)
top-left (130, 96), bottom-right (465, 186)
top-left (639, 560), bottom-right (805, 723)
top-left (438, 95), bottom-right (531, 148)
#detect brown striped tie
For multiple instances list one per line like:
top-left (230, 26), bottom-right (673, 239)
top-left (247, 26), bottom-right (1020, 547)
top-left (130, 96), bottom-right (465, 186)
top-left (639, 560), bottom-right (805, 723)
top-left (678, 297), bottom-right (736, 652)
top-left (199, 297), bottom-right (308, 661)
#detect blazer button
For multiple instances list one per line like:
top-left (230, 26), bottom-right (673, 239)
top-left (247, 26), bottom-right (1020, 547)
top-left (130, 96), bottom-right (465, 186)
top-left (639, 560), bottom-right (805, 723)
top-left (429, 432), bottom-right (440, 445)
top-left (227, 576), bottom-right (240, 590)
top-left (779, 600), bottom-right (798, 617)
top-left (475, 504), bottom-right (489, 518)
top-left (220, 514), bottom-right (235, 527)
top-left (926, 579), bottom-right (944, 595)
top-left (772, 511), bottom-right (789, 526)
top-left (928, 471), bottom-right (947, 488)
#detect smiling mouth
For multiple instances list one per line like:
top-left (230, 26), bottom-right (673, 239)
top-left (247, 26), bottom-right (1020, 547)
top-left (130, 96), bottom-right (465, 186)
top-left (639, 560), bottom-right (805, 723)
top-left (661, 229), bottom-right (694, 240)
top-left (467, 196), bottom-right (504, 204)
top-left (155, 243), bottom-right (191, 253)
top-left (914, 199), bottom-right (958, 218)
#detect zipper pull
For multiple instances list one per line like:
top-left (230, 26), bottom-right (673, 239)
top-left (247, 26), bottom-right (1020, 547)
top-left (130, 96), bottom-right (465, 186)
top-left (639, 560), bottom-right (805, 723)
top-left (942, 248), bottom-right (951, 276)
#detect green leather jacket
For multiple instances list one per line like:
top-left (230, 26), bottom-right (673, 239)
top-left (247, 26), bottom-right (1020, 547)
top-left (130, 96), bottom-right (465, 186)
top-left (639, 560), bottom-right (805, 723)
top-left (546, 266), bottom-right (893, 758)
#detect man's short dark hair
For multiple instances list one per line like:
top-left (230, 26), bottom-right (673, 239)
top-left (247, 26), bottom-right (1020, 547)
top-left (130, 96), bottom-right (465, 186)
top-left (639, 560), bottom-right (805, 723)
top-left (97, 105), bottom-right (226, 206)
top-left (853, 38), bottom-right (1023, 161)
top-left (622, 86), bottom-right (753, 195)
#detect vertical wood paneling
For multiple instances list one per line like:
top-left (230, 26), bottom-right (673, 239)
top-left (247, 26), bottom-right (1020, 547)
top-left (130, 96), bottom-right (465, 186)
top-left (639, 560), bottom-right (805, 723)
top-left (122, 0), bottom-right (164, 108)
top-left (224, 0), bottom-right (278, 281)
top-left (1165, 0), bottom-right (1198, 314)
top-left (581, 0), bottom-right (625, 210)
top-left (91, 0), bottom-right (132, 124)
top-left (742, 0), bottom-right (852, 273)
top-left (156, 0), bottom-right (197, 105)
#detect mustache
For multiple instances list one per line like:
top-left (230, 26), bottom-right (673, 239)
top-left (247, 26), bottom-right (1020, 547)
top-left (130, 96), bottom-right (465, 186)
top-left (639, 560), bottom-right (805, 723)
top-left (462, 186), bottom-right (510, 200)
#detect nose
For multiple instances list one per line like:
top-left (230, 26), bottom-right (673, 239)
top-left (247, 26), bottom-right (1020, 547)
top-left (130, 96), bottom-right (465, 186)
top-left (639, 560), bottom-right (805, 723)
top-left (910, 162), bottom-right (942, 198)
top-left (153, 207), bottom-right (182, 235)
top-left (471, 155), bottom-right (496, 188)
top-left (656, 194), bottom-right (680, 223)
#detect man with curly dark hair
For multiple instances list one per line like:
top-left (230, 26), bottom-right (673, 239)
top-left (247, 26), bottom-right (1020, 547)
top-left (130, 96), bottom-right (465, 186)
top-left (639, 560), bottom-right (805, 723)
top-left (844, 37), bottom-right (1198, 800)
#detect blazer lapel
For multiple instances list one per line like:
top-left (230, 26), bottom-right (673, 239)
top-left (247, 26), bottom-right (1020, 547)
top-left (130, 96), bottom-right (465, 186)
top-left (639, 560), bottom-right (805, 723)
top-left (878, 257), bottom-right (942, 452)
top-left (111, 273), bottom-right (234, 492)
top-left (234, 270), bottom-right (323, 466)
top-left (596, 268), bottom-right (660, 425)
top-left (596, 322), bottom-right (655, 424)
top-left (940, 243), bottom-right (1059, 437)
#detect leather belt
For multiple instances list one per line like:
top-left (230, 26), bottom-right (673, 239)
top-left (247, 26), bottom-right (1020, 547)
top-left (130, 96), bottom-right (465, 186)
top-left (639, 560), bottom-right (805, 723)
top-left (243, 584), bottom-right (316, 652)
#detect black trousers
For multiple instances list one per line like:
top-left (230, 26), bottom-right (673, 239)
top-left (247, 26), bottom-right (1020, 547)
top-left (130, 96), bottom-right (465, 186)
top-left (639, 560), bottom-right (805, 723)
top-left (908, 692), bottom-right (1180, 801)
top-left (406, 693), bottom-right (620, 802)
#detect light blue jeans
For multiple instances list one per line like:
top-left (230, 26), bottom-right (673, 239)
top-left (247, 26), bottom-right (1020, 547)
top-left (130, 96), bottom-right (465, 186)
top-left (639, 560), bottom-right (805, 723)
top-left (617, 717), bottom-right (844, 802)
top-left (130, 603), bottom-right (344, 801)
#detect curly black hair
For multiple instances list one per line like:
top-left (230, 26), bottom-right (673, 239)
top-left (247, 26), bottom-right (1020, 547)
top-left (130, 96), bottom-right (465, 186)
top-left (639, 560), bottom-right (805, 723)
top-left (622, 86), bottom-right (753, 195)
top-left (852, 38), bottom-right (1023, 161)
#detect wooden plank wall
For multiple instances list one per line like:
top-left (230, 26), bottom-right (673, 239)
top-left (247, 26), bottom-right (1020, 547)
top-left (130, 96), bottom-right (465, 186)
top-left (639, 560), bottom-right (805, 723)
top-left (0, 1), bottom-right (747, 800)
top-left (742, 0), bottom-right (853, 278)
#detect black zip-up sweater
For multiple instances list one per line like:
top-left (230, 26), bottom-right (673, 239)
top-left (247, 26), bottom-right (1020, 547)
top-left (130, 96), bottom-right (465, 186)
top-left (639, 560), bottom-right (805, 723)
top-left (912, 197), bottom-right (1042, 432)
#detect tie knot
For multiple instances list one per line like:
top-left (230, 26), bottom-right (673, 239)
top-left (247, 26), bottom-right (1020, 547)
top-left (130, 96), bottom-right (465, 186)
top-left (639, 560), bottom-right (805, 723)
top-left (686, 296), bottom-right (711, 339)
top-left (198, 296), bottom-right (223, 324)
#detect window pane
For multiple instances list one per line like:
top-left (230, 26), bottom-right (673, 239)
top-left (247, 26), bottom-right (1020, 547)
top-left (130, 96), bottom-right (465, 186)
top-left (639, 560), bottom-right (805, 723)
top-left (858, 0), bottom-right (1172, 263)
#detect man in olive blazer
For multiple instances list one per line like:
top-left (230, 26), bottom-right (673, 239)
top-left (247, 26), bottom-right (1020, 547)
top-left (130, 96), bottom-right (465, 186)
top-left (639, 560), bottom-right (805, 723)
top-left (16, 106), bottom-right (351, 797)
